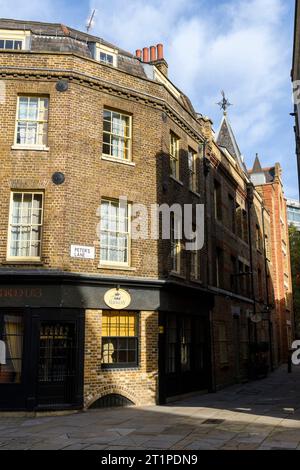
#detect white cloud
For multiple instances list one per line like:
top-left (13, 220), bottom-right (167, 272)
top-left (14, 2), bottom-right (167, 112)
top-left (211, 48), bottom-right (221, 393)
top-left (89, 0), bottom-right (296, 196)
top-left (0, 0), bottom-right (296, 196)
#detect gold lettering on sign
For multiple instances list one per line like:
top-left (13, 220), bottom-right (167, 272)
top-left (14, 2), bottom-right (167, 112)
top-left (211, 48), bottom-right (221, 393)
top-left (104, 288), bottom-right (131, 310)
top-left (0, 288), bottom-right (43, 298)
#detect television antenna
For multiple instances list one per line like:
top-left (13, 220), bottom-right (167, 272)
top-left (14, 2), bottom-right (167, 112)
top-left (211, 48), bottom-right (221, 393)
top-left (86, 9), bottom-right (97, 33)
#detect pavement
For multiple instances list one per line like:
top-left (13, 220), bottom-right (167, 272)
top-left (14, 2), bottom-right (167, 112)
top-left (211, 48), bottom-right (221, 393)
top-left (1, 365), bottom-right (300, 450)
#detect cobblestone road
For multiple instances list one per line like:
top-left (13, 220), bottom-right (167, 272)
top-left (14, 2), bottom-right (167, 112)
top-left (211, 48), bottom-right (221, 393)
top-left (1, 366), bottom-right (300, 450)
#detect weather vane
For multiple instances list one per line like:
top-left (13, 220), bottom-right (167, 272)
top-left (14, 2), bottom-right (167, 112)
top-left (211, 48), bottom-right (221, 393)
top-left (217, 90), bottom-right (232, 115)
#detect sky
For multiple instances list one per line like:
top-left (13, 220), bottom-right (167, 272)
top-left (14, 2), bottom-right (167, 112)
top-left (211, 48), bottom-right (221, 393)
top-left (0, 0), bottom-right (298, 199)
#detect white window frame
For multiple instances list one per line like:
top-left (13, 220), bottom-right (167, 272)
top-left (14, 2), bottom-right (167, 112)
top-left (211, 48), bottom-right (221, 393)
top-left (190, 249), bottom-right (200, 280)
top-left (13, 96), bottom-right (49, 150)
top-left (170, 132), bottom-right (180, 180)
top-left (99, 199), bottom-right (131, 268)
top-left (171, 214), bottom-right (181, 274)
top-left (188, 148), bottom-right (197, 192)
top-left (0, 29), bottom-right (31, 51)
top-left (96, 43), bottom-right (118, 67)
top-left (102, 109), bottom-right (132, 162)
top-left (7, 191), bottom-right (44, 261)
top-left (0, 38), bottom-right (23, 50)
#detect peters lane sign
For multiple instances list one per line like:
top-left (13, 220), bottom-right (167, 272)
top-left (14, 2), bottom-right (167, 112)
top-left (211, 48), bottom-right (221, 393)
top-left (70, 245), bottom-right (95, 259)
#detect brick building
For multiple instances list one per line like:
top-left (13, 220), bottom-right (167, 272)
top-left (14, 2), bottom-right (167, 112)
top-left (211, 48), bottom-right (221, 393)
top-left (0, 19), bottom-right (292, 411)
top-left (250, 158), bottom-right (294, 363)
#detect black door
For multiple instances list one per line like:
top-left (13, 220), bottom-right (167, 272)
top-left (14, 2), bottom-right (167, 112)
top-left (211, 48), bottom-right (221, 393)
top-left (160, 313), bottom-right (210, 400)
top-left (37, 321), bottom-right (77, 408)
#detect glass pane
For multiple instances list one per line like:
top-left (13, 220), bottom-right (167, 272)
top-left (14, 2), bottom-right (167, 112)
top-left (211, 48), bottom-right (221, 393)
top-left (14, 41), bottom-right (22, 50)
top-left (12, 193), bottom-right (22, 224)
top-left (5, 40), bottom-right (13, 49)
top-left (22, 193), bottom-right (32, 224)
top-left (18, 97), bottom-right (28, 120)
top-left (0, 40), bottom-right (4, 49)
top-left (0, 314), bottom-right (24, 384)
top-left (28, 98), bottom-right (38, 120)
top-left (102, 338), bottom-right (117, 364)
top-left (39, 98), bottom-right (49, 121)
top-left (27, 122), bottom-right (38, 145)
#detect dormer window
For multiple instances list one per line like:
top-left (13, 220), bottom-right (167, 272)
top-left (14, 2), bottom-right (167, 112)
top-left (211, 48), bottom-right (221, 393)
top-left (95, 43), bottom-right (118, 67)
top-left (100, 51), bottom-right (114, 65)
top-left (0, 30), bottom-right (31, 51)
top-left (0, 39), bottom-right (22, 50)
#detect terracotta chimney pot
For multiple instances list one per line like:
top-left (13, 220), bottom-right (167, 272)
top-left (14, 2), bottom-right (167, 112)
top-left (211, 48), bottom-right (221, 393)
top-left (143, 47), bottom-right (149, 62)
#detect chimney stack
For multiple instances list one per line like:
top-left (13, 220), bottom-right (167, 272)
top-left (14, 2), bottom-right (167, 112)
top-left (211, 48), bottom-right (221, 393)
top-left (136, 43), bottom-right (168, 76)
top-left (143, 47), bottom-right (149, 62)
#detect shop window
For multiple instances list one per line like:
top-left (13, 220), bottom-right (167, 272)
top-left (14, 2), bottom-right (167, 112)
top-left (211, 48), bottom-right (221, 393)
top-left (0, 313), bottom-right (23, 384)
top-left (101, 311), bottom-right (138, 368)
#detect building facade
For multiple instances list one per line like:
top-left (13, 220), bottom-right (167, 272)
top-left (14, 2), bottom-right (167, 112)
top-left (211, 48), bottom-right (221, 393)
top-left (287, 199), bottom-right (300, 230)
top-left (0, 19), bottom-right (292, 411)
top-left (250, 158), bottom-right (294, 363)
top-left (292, 0), bottom-right (300, 199)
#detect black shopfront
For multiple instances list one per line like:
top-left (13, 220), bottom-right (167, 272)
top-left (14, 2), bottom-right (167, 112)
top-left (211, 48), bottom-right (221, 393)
top-left (0, 272), bottom-right (213, 411)
top-left (158, 283), bottom-right (214, 403)
top-left (0, 304), bottom-right (84, 411)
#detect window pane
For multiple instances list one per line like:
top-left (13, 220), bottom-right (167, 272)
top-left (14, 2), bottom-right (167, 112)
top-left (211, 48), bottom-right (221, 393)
top-left (14, 41), bottom-right (22, 50)
top-left (0, 314), bottom-right (24, 384)
top-left (101, 313), bottom-right (137, 366)
top-left (0, 40), bottom-right (4, 49)
top-left (18, 97), bottom-right (28, 119)
top-left (5, 40), bottom-right (13, 49)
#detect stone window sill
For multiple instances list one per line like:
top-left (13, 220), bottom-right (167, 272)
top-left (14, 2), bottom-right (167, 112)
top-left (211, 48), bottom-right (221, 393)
top-left (101, 155), bottom-right (135, 166)
top-left (11, 145), bottom-right (49, 152)
top-left (170, 175), bottom-right (184, 186)
top-left (3, 259), bottom-right (43, 265)
top-left (189, 189), bottom-right (201, 197)
top-left (98, 264), bottom-right (137, 272)
top-left (170, 271), bottom-right (186, 280)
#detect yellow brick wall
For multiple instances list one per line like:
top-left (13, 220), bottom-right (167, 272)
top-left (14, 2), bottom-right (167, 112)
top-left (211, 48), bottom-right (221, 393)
top-left (84, 309), bottom-right (159, 407)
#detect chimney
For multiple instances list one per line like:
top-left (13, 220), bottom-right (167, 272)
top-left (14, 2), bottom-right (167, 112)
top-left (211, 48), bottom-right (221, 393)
top-left (143, 47), bottom-right (149, 62)
top-left (150, 45), bottom-right (156, 61)
top-left (135, 49), bottom-right (142, 60)
top-left (153, 43), bottom-right (168, 77)
top-left (157, 43), bottom-right (164, 60)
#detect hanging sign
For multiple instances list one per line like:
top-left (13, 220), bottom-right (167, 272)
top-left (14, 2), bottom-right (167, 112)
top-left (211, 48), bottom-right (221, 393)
top-left (104, 288), bottom-right (131, 310)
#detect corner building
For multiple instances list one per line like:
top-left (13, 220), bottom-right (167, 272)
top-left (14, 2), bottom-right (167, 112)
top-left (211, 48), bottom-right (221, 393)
top-left (0, 19), bottom-right (292, 411)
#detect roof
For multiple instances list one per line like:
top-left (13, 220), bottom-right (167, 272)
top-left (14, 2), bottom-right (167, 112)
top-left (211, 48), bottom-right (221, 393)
top-left (216, 114), bottom-right (248, 175)
top-left (0, 18), bottom-right (132, 57)
top-left (0, 18), bottom-right (200, 119)
top-left (249, 155), bottom-right (276, 184)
